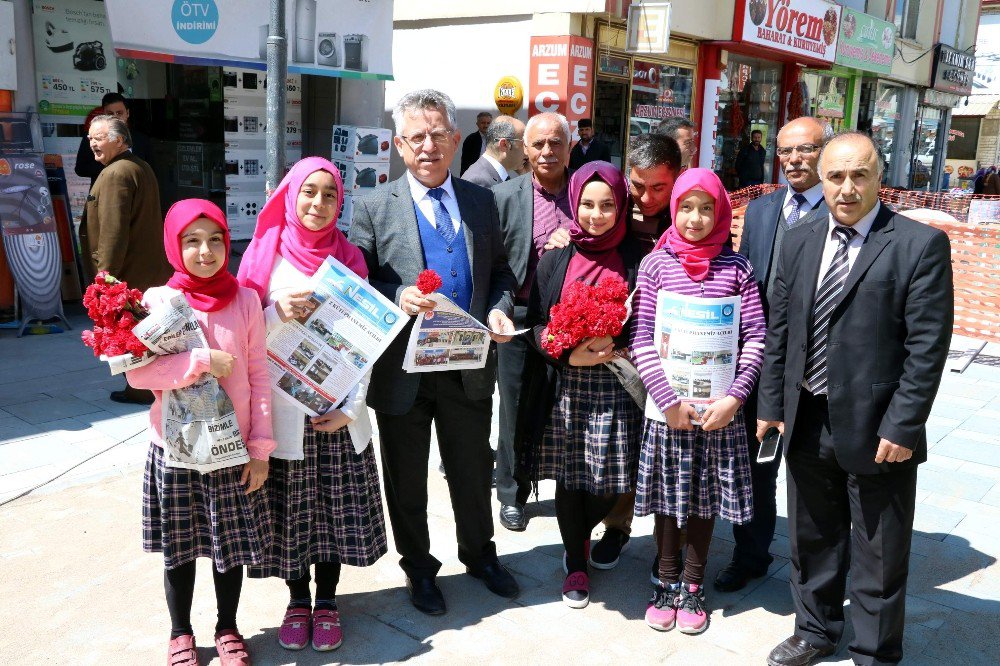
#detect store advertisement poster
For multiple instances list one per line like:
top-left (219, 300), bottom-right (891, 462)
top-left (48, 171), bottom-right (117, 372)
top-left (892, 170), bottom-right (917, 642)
top-left (835, 7), bottom-right (895, 75)
top-left (528, 35), bottom-right (594, 137)
top-left (104, 0), bottom-right (394, 81)
top-left (736, 0), bottom-right (841, 64)
top-left (59, 152), bottom-right (90, 231)
top-left (31, 0), bottom-right (119, 117)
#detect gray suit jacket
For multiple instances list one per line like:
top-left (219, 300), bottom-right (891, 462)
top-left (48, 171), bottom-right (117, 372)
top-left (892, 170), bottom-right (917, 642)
top-left (492, 173), bottom-right (535, 297)
top-left (348, 175), bottom-right (517, 415)
top-left (462, 155), bottom-right (505, 189)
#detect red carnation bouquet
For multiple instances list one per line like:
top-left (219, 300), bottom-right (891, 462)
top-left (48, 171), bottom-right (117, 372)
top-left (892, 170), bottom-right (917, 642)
top-left (81, 271), bottom-right (149, 359)
top-left (541, 275), bottom-right (630, 358)
top-left (416, 269), bottom-right (443, 295)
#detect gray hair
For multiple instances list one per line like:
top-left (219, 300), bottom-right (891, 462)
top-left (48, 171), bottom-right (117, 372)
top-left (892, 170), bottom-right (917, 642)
top-left (656, 117), bottom-right (694, 140)
top-left (818, 130), bottom-right (885, 177)
top-left (524, 112), bottom-right (570, 143)
top-left (626, 133), bottom-right (681, 174)
top-left (90, 114), bottom-right (132, 147)
top-left (485, 116), bottom-right (521, 147)
top-left (392, 89), bottom-right (458, 134)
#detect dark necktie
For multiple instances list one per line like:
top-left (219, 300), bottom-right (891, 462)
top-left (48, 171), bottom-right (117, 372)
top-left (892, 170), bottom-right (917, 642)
top-left (427, 187), bottom-right (456, 245)
top-left (804, 225), bottom-right (858, 395)
top-left (786, 193), bottom-right (808, 228)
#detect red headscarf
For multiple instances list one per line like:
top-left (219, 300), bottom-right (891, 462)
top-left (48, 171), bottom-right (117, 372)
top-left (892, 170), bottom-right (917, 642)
top-left (653, 168), bottom-right (732, 282)
top-left (562, 161), bottom-right (629, 298)
top-left (237, 156), bottom-right (368, 301)
top-left (164, 199), bottom-right (240, 312)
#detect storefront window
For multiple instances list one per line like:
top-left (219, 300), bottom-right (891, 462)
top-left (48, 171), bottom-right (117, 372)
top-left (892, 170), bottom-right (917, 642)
top-left (716, 54), bottom-right (783, 190)
top-left (910, 106), bottom-right (944, 190)
top-left (859, 81), bottom-right (903, 184)
top-left (628, 62), bottom-right (695, 135)
top-left (802, 71), bottom-right (850, 133)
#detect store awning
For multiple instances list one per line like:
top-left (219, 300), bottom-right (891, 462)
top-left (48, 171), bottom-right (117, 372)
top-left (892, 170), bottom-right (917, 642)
top-left (953, 95), bottom-right (1000, 117)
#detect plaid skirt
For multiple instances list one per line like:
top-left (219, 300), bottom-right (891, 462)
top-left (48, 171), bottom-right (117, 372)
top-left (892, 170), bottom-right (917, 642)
top-left (539, 364), bottom-right (643, 495)
top-left (249, 419), bottom-right (386, 580)
top-left (142, 442), bottom-right (271, 572)
top-left (634, 410), bottom-right (754, 527)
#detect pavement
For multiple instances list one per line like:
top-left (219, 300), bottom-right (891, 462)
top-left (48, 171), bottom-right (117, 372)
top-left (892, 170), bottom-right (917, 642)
top-left (1, 305), bottom-right (999, 665)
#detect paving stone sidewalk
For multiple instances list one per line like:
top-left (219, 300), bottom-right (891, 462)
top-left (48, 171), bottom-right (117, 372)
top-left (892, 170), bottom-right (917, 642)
top-left (1, 308), bottom-right (998, 664)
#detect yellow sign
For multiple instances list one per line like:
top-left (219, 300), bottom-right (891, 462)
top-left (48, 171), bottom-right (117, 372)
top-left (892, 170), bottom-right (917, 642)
top-left (494, 76), bottom-right (524, 115)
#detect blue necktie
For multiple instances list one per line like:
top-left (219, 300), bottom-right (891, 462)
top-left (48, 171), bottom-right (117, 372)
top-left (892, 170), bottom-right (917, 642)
top-left (786, 193), bottom-right (808, 228)
top-left (427, 188), bottom-right (456, 245)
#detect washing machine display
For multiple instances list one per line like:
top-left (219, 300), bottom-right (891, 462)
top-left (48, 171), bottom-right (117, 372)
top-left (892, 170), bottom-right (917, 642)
top-left (317, 33), bottom-right (340, 67)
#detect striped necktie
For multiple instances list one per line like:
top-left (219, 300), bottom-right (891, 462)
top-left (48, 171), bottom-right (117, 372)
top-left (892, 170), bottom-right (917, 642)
top-left (803, 225), bottom-right (858, 395)
top-left (786, 193), bottom-right (808, 228)
top-left (427, 187), bottom-right (456, 245)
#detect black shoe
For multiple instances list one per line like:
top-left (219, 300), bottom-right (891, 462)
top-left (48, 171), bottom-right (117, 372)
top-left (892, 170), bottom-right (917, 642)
top-left (766, 636), bottom-right (835, 666)
top-left (467, 560), bottom-right (519, 599)
top-left (588, 528), bottom-right (629, 570)
top-left (713, 560), bottom-right (769, 592)
top-left (109, 389), bottom-right (154, 405)
top-left (498, 503), bottom-right (527, 531)
top-left (405, 577), bottom-right (446, 615)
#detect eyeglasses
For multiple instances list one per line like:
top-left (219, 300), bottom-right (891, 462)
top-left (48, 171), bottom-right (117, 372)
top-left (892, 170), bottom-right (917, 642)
top-left (776, 143), bottom-right (820, 157)
top-left (399, 130), bottom-right (454, 149)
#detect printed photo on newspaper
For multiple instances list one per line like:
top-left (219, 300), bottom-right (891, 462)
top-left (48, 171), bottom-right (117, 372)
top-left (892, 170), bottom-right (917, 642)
top-left (266, 257), bottom-right (407, 417)
top-left (133, 293), bottom-right (249, 472)
top-left (644, 292), bottom-right (741, 423)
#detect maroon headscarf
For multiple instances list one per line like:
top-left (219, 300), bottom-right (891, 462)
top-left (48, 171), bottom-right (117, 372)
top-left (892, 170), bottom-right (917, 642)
top-left (164, 199), bottom-right (240, 312)
top-left (653, 168), bottom-right (733, 282)
top-left (562, 161), bottom-right (629, 298)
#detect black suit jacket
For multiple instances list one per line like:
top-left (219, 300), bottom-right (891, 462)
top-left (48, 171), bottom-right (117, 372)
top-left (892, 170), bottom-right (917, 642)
top-left (568, 138), bottom-right (611, 171)
top-left (461, 155), bottom-right (504, 189)
top-left (348, 175), bottom-right (517, 415)
top-left (757, 205), bottom-right (953, 474)
top-left (492, 173), bottom-right (536, 296)
top-left (461, 132), bottom-right (486, 176)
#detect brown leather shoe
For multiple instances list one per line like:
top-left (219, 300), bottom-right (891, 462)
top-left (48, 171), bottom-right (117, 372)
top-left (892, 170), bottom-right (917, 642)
top-left (766, 635), bottom-right (835, 666)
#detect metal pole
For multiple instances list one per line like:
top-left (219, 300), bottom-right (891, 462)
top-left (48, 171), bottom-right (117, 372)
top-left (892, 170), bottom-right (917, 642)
top-left (265, 0), bottom-right (287, 195)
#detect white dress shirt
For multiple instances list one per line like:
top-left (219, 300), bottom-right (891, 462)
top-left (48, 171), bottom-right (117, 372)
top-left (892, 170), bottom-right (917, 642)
top-left (782, 181), bottom-right (824, 220)
top-left (482, 153), bottom-right (509, 182)
top-left (813, 202), bottom-right (881, 297)
top-left (406, 171), bottom-right (462, 234)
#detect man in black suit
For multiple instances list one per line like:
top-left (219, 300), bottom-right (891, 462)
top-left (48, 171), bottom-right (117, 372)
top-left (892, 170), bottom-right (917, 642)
top-left (759, 132), bottom-right (953, 666)
top-left (349, 89), bottom-right (519, 615)
top-left (716, 116), bottom-right (829, 593)
top-left (460, 111), bottom-right (493, 175)
top-left (568, 118), bottom-right (611, 170)
top-left (461, 115), bottom-right (526, 189)
top-left (736, 129), bottom-right (767, 187)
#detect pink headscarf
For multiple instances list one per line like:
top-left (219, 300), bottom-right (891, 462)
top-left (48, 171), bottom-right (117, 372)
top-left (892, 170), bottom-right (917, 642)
top-left (653, 168), bottom-right (732, 282)
top-left (164, 199), bottom-right (240, 312)
top-left (563, 161), bottom-right (629, 298)
top-left (237, 156), bottom-right (368, 301)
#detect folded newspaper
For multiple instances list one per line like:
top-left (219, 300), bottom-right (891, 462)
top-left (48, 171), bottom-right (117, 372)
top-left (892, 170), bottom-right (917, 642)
top-left (132, 293), bottom-right (250, 473)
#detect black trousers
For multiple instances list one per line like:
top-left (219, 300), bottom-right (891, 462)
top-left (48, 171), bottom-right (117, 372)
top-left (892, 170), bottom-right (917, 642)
top-left (375, 371), bottom-right (497, 580)
top-left (786, 391), bottom-right (917, 666)
top-left (731, 390), bottom-right (781, 572)
top-left (496, 305), bottom-right (532, 506)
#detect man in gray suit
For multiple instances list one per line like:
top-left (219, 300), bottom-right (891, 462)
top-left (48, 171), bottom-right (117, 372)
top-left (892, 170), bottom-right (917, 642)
top-left (461, 115), bottom-right (526, 189)
top-left (349, 89), bottom-right (519, 615)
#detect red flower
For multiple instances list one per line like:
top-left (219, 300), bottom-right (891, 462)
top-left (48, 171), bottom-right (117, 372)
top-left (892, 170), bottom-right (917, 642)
top-left (416, 269), bottom-right (443, 296)
top-left (80, 273), bottom-right (149, 358)
top-left (541, 275), bottom-right (630, 358)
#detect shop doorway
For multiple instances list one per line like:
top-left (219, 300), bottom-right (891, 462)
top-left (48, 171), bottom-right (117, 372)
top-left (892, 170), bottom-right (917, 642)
top-left (594, 78), bottom-right (629, 169)
top-left (910, 105), bottom-right (944, 190)
top-left (716, 55), bottom-right (783, 190)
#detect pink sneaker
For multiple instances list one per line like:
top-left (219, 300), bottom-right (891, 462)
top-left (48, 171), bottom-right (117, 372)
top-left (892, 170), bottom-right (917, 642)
top-left (645, 584), bottom-right (679, 631)
top-left (311, 609), bottom-right (343, 651)
top-left (213, 630), bottom-right (250, 666)
top-left (167, 634), bottom-right (199, 666)
top-left (677, 583), bottom-right (709, 634)
top-left (278, 607), bottom-right (311, 651)
top-left (562, 571), bottom-right (590, 608)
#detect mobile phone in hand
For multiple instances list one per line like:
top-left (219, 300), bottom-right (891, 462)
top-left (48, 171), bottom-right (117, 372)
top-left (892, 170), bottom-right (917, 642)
top-left (757, 427), bottom-right (782, 463)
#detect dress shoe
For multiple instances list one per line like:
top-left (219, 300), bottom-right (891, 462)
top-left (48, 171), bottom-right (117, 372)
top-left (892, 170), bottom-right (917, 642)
top-left (766, 635), bottom-right (835, 666)
top-left (110, 389), bottom-right (154, 405)
top-left (499, 503), bottom-right (527, 531)
top-left (713, 560), bottom-right (768, 592)
top-left (405, 577), bottom-right (446, 615)
top-left (467, 560), bottom-right (519, 599)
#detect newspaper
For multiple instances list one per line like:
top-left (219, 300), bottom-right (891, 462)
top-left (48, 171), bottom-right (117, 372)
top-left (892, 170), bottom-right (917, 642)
top-left (133, 293), bottom-right (250, 472)
top-left (101, 350), bottom-right (155, 375)
top-left (266, 257), bottom-right (407, 416)
top-left (606, 352), bottom-right (647, 408)
top-left (644, 292), bottom-right (741, 423)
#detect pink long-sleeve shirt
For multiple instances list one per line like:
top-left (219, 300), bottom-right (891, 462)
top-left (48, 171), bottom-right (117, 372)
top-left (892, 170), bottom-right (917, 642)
top-left (126, 285), bottom-right (276, 460)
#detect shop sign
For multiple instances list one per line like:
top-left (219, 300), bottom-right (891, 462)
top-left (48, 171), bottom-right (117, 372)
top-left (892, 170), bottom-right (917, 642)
top-left (528, 35), bottom-right (594, 134)
top-left (835, 8), bottom-right (894, 75)
top-left (816, 91), bottom-right (844, 119)
top-left (626, 2), bottom-right (671, 54)
top-left (632, 60), bottom-right (661, 94)
top-left (922, 88), bottom-right (960, 108)
top-left (494, 76), bottom-right (524, 115)
top-left (599, 54), bottom-right (630, 77)
top-left (735, 0), bottom-right (841, 64)
top-left (931, 44), bottom-right (974, 96)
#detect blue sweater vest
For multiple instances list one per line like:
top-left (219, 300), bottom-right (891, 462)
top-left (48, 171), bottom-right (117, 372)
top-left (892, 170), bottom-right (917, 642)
top-left (414, 204), bottom-right (473, 312)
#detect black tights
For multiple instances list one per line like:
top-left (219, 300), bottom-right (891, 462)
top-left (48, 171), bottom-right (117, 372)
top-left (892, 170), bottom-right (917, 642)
top-left (286, 562), bottom-right (342, 610)
top-left (654, 514), bottom-right (716, 586)
top-left (556, 483), bottom-right (619, 573)
top-left (164, 562), bottom-right (243, 639)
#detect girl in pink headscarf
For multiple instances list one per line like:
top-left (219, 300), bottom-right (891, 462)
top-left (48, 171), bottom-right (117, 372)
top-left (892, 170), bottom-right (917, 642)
top-left (237, 157), bottom-right (385, 653)
top-left (127, 199), bottom-right (274, 666)
top-left (630, 168), bottom-right (765, 634)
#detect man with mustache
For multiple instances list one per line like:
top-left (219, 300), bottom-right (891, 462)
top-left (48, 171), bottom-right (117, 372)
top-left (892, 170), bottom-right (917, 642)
top-left (715, 117), bottom-right (829, 593)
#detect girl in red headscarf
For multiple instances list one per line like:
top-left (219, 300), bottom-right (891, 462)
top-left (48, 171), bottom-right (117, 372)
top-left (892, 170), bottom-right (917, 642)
top-left (238, 157), bottom-right (385, 654)
top-left (126, 198), bottom-right (274, 666)
top-left (631, 168), bottom-right (765, 634)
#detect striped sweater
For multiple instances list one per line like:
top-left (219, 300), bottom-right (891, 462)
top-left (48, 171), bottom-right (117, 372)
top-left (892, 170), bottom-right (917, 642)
top-left (630, 247), bottom-right (766, 414)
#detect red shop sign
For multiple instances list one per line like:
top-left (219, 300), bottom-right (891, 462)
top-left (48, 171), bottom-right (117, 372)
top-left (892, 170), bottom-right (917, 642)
top-left (529, 35), bottom-right (595, 134)
top-left (734, 0), bottom-right (841, 64)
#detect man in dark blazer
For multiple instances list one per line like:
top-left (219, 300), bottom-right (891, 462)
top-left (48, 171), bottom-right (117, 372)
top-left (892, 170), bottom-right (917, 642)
top-left (460, 111), bottom-right (492, 175)
top-left (717, 117), bottom-right (829, 593)
top-left (349, 89), bottom-right (518, 616)
top-left (461, 115), bottom-right (526, 189)
top-left (759, 132), bottom-right (953, 666)
top-left (568, 118), bottom-right (610, 170)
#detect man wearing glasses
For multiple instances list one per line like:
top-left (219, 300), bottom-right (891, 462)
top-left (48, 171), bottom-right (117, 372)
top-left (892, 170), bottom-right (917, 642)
top-left (348, 89), bottom-right (519, 616)
top-left (715, 116), bottom-right (829, 593)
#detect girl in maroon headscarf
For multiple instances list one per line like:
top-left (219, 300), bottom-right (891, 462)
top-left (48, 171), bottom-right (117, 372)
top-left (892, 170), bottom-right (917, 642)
top-left (516, 160), bottom-right (644, 609)
top-left (238, 157), bottom-right (385, 653)
top-left (127, 199), bottom-right (274, 666)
